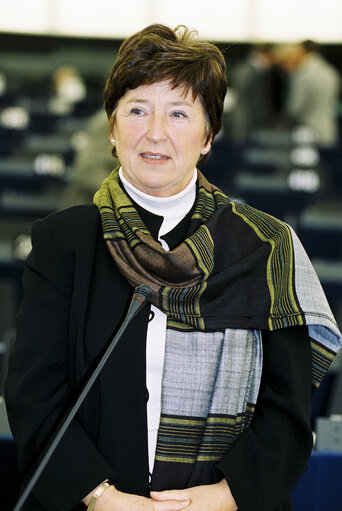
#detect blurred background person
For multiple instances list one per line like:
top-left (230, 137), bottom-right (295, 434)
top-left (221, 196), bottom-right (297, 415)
top-left (280, 40), bottom-right (341, 147)
top-left (48, 65), bottom-right (87, 115)
top-left (229, 43), bottom-right (280, 140)
top-left (61, 109), bottom-right (119, 207)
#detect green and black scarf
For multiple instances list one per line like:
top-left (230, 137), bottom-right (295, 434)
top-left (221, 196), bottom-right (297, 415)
top-left (94, 167), bottom-right (341, 488)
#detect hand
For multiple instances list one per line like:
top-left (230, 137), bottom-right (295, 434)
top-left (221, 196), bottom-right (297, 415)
top-left (150, 479), bottom-right (238, 511)
top-left (90, 485), bottom-right (190, 511)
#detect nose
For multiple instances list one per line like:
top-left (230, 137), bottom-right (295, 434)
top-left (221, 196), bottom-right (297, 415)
top-left (146, 113), bottom-right (167, 143)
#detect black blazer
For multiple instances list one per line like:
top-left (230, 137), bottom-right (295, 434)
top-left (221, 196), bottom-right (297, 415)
top-left (5, 204), bottom-right (313, 511)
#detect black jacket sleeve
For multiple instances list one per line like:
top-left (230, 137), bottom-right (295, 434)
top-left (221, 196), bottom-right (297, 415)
top-left (214, 326), bottom-right (313, 511)
top-left (5, 217), bottom-right (115, 511)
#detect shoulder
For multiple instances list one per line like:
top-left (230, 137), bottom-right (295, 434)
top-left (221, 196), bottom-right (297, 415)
top-left (34, 204), bottom-right (100, 242)
top-left (227, 200), bottom-right (292, 245)
top-left (44, 203), bottom-right (100, 227)
top-left (29, 204), bottom-right (102, 272)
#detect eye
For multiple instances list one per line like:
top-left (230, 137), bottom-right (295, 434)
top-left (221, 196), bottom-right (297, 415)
top-left (171, 111), bottom-right (187, 119)
top-left (130, 107), bottom-right (144, 115)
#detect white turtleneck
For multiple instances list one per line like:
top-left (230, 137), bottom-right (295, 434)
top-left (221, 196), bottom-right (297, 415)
top-left (119, 167), bottom-right (197, 474)
top-left (119, 168), bottom-right (197, 248)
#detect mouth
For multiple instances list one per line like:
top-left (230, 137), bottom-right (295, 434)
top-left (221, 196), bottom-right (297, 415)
top-left (140, 152), bottom-right (170, 161)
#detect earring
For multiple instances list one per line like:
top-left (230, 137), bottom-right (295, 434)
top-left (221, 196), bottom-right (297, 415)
top-left (110, 138), bottom-right (115, 146)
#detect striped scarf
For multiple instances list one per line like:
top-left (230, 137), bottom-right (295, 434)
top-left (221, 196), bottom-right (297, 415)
top-left (94, 167), bottom-right (342, 488)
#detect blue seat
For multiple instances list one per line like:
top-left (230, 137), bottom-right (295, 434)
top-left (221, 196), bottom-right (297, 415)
top-left (291, 451), bottom-right (342, 511)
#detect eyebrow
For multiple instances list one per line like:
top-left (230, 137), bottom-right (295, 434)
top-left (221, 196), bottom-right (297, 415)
top-left (169, 101), bottom-right (193, 107)
top-left (126, 99), bottom-right (193, 107)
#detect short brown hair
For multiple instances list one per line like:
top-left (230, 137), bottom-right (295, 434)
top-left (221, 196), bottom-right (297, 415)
top-left (104, 23), bottom-right (227, 159)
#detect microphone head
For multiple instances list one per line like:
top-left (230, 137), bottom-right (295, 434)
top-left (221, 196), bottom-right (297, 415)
top-left (134, 284), bottom-right (153, 303)
top-left (125, 284), bottom-right (153, 321)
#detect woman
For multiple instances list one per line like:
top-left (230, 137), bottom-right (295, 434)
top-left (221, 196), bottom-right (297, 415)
top-left (5, 24), bottom-right (342, 511)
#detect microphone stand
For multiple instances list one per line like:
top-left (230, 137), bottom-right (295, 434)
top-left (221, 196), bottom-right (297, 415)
top-left (12, 284), bottom-right (152, 511)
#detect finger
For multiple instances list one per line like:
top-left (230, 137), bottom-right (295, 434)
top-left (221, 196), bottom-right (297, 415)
top-left (152, 499), bottom-right (190, 511)
top-left (150, 490), bottom-right (190, 502)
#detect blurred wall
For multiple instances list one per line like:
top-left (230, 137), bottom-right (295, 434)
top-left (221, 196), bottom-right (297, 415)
top-left (1, 0), bottom-right (342, 42)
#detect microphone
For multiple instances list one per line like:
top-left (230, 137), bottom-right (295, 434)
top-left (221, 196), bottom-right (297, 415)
top-left (12, 284), bottom-right (152, 511)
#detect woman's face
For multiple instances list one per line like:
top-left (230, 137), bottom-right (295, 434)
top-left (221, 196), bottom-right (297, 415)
top-left (112, 81), bottom-right (212, 197)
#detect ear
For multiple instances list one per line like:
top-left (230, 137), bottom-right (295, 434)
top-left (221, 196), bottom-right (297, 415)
top-left (201, 135), bottom-right (212, 155)
top-left (109, 112), bottom-right (116, 142)
top-left (109, 126), bottom-right (116, 146)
